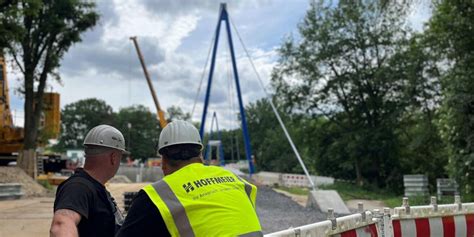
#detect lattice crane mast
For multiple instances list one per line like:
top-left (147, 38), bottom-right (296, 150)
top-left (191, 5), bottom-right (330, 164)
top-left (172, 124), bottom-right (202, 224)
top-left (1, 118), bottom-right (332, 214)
top-left (130, 36), bottom-right (168, 129)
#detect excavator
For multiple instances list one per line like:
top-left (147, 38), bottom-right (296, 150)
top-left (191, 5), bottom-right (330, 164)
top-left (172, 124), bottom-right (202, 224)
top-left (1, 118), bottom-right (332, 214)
top-left (0, 55), bottom-right (61, 169)
top-left (130, 36), bottom-right (168, 129)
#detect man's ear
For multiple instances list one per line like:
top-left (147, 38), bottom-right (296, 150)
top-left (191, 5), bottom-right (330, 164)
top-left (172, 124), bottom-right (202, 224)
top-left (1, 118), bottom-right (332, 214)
top-left (110, 151), bottom-right (118, 165)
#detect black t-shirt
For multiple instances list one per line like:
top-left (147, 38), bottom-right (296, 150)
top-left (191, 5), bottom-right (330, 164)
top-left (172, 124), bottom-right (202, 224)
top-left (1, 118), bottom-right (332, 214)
top-left (116, 190), bottom-right (170, 237)
top-left (54, 169), bottom-right (119, 237)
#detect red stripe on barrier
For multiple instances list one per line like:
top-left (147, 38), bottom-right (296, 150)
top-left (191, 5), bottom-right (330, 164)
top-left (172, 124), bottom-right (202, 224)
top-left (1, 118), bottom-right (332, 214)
top-left (368, 224), bottom-right (378, 237)
top-left (442, 216), bottom-right (455, 237)
top-left (393, 220), bottom-right (401, 237)
top-left (466, 214), bottom-right (474, 237)
top-left (415, 218), bottom-right (430, 237)
top-left (341, 229), bottom-right (357, 237)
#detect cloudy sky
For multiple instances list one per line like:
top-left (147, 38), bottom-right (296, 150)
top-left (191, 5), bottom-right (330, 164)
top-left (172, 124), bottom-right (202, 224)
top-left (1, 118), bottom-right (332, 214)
top-left (7, 0), bottom-right (432, 130)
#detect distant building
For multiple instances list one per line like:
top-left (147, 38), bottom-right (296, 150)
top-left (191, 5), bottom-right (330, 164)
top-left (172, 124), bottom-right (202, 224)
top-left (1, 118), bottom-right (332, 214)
top-left (66, 149), bottom-right (84, 168)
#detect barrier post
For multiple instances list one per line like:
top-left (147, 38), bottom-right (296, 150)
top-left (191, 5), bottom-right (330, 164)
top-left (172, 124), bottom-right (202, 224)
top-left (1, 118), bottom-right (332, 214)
top-left (430, 196), bottom-right (438, 212)
top-left (455, 195), bottom-right (462, 211)
top-left (402, 197), bottom-right (410, 215)
top-left (382, 208), bottom-right (391, 237)
top-left (327, 208), bottom-right (336, 230)
top-left (358, 202), bottom-right (366, 221)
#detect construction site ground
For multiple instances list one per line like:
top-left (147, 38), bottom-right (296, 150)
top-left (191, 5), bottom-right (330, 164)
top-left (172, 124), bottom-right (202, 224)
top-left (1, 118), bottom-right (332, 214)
top-left (0, 183), bottom-right (329, 236)
top-left (2, 166), bottom-right (385, 235)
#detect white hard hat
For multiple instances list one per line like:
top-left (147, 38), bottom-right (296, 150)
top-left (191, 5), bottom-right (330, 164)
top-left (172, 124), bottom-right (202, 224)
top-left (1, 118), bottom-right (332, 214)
top-left (83, 125), bottom-right (129, 154)
top-left (158, 120), bottom-right (203, 154)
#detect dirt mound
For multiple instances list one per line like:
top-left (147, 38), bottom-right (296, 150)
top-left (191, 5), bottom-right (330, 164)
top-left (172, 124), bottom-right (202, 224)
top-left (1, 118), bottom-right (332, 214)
top-left (109, 175), bottom-right (132, 183)
top-left (0, 167), bottom-right (48, 197)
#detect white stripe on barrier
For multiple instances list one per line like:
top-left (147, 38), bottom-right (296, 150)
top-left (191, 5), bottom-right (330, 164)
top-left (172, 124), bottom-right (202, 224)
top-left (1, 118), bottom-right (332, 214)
top-left (428, 217), bottom-right (443, 236)
top-left (453, 215), bottom-right (466, 236)
top-left (400, 219), bottom-right (416, 237)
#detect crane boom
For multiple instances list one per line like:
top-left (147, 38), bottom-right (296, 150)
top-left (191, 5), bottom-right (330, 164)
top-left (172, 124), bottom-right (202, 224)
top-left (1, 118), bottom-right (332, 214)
top-left (129, 36), bottom-right (167, 129)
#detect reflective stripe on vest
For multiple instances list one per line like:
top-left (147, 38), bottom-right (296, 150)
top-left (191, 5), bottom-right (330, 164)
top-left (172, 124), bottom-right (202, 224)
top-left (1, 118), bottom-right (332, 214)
top-left (143, 163), bottom-right (261, 237)
top-left (236, 176), bottom-right (257, 207)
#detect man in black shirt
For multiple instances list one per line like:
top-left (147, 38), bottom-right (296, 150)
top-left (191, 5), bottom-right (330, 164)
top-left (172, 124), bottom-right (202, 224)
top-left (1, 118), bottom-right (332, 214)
top-left (117, 190), bottom-right (170, 236)
top-left (50, 125), bottom-right (128, 237)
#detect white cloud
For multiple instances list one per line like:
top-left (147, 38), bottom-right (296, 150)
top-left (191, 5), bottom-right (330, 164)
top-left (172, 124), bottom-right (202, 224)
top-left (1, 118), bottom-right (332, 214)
top-left (5, 1), bottom-right (319, 131)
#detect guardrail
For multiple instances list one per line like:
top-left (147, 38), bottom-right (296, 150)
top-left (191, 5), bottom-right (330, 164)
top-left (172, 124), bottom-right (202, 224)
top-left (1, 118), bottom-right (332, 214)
top-left (265, 195), bottom-right (474, 237)
top-left (0, 183), bottom-right (24, 200)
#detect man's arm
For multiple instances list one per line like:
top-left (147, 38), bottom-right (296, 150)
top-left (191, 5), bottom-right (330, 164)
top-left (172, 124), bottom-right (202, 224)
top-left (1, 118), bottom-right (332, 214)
top-left (50, 209), bottom-right (82, 237)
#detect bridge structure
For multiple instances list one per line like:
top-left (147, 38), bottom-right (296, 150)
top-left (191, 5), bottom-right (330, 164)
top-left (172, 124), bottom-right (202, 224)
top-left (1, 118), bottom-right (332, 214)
top-left (199, 3), bottom-right (255, 175)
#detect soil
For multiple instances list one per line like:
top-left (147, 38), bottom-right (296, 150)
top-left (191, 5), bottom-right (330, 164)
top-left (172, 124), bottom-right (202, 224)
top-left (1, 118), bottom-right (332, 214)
top-left (0, 167), bottom-right (48, 197)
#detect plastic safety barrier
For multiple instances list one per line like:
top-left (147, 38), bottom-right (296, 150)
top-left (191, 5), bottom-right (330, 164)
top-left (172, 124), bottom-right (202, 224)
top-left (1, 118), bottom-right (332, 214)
top-left (391, 197), bottom-right (474, 237)
top-left (266, 206), bottom-right (379, 237)
top-left (265, 196), bottom-right (474, 237)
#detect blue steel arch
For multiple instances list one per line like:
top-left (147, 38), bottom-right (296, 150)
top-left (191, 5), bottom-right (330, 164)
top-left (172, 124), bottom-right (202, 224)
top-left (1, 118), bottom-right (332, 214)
top-left (199, 3), bottom-right (255, 175)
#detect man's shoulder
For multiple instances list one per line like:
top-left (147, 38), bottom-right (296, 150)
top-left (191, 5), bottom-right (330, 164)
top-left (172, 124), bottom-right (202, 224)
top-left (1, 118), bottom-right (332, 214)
top-left (56, 174), bottom-right (98, 200)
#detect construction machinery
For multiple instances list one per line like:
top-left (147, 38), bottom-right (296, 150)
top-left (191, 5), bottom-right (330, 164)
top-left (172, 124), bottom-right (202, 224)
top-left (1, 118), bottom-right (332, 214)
top-left (129, 36), bottom-right (168, 129)
top-left (0, 55), bottom-right (61, 165)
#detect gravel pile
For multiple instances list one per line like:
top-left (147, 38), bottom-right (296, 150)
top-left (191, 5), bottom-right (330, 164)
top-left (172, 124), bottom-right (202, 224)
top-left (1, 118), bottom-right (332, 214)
top-left (0, 167), bottom-right (48, 197)
top-left (256, 186), bottom-right (326, 234)
top-left (109, 175), bottom-right (132, 183)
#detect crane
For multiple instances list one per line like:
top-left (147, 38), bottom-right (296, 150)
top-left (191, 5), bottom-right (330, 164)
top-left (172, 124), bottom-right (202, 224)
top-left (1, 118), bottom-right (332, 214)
top-left (129, 36), bottom-right (167, 129)
top-left (0, 54), bottom-right (61, 167)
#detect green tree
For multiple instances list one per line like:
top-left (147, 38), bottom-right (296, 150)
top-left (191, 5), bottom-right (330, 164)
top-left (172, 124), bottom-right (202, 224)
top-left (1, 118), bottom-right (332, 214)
top-left (115, 105), bottom-right (160, 161)
top-left (427, 0), bottom-right (474, 194)
top-left (0, 0), bottom-right (98, 176)
top-left (56, 98), bottom-right (114, 150)
top-left (272, 0), bottom-right (413, 189)
top-left (167, 105), bottom-right (191, 122)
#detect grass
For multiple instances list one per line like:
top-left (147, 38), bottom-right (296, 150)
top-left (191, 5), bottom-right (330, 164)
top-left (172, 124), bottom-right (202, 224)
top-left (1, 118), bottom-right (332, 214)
top-left (37, 180), bottom-right (54, 190)
top-left (271, 181), bottom-right (474, 208)
top-left (319, 181), bottom-right (474, 208)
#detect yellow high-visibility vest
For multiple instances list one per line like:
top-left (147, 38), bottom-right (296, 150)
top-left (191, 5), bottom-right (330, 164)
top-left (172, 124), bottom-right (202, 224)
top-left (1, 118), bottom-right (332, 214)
top-left (143, 163), bottom-right (262, 237)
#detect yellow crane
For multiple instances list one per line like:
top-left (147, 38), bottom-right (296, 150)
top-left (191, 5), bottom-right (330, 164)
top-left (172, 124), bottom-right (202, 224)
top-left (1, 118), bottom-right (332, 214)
top-left (0, 56), bottom-right (23, 155)
top-left (0, 55), bottom-right (60, 165)
top-left (129, 36), bottom-right (168, 129)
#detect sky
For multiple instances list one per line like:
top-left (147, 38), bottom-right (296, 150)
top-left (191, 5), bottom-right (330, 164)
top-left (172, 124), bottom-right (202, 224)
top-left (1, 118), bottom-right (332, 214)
top-left (7, 0), bottom-right (432, 131)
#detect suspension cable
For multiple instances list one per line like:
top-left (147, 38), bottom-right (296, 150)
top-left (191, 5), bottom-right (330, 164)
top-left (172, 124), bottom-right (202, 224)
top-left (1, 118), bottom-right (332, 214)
top-left (191, 31), bottom-right (215, 119)
top-left (229, 16), bottom-right (317, 191)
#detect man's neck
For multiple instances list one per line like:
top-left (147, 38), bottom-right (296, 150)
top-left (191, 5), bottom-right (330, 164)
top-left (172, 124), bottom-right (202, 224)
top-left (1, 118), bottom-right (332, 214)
top-left (166, 159), bottom-right (202, 176)
top-left (83, 168), bottom-right (108, 185)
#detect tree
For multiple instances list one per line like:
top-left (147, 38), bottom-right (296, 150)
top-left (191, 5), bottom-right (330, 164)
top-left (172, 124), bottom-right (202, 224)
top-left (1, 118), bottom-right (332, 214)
top-left (272, 0), bottom-right (413, 189)
top-left (115, 105), bottom-right (160, 161)
top-left (0, 0), bottom-right (99, 176)
top-left (427, 0), bottom-right (474, 194)
top-left (166, 105), bottom-right (191, 122)
top-left (55, 98), bottom-right (114, 151)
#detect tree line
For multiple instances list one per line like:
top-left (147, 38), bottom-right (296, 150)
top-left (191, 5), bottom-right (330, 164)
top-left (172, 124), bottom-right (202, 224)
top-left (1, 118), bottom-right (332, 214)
top-left (54, 98), bottom-right (190, 161)
top-left (237, 0), bottom-right (474, 194)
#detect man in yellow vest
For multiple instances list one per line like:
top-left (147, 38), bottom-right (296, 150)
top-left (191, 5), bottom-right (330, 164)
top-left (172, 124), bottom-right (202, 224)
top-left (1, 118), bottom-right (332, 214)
top-left (117, 120), bottom-right (262, 237)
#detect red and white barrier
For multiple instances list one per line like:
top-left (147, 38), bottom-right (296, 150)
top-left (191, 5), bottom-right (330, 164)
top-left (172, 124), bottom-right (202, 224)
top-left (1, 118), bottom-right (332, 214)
top-left (265, 196), bottom-right (474, 237)
top-left (265, 210), bottom-right (379, 237)
top-left (332, 223), bottom-right (378, 237)
top-left (391, 197), bottom-right (474, 237)
top-left (392, 215), bottom-right (474, 237)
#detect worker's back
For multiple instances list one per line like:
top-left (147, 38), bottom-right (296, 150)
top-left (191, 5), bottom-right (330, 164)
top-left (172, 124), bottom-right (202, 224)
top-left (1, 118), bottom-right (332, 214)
top-left (143, 163), bottom-right (262, 237)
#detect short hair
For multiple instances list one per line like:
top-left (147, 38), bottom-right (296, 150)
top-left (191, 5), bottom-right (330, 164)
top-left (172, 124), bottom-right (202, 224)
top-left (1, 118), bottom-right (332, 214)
top-left (85, 145), bottom-right (118, 156)
top-left (160, 144), bottom-right (202, 161)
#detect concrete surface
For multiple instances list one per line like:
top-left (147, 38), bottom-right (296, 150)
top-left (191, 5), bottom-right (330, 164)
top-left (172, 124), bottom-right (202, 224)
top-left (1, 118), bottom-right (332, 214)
top-left (307, 190), bottom-right (351, 214)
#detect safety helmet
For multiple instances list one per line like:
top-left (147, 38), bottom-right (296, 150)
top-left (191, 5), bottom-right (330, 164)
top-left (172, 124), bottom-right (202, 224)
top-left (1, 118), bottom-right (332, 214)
top-left (83, 125), bottom-right (129, 154)
top-left (158, 120), bottom-right (203, 154)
